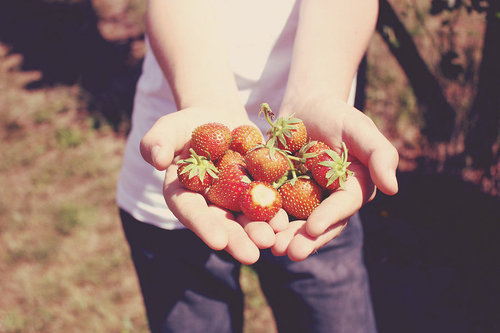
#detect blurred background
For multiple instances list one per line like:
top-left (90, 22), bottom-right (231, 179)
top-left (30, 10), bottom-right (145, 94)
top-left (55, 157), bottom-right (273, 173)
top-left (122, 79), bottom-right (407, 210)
top-left (0, 0), bottom-right (498, 332)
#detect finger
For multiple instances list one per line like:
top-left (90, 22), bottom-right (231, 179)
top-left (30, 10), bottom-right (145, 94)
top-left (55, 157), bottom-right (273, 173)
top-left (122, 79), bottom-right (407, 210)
top-left (237, 215), bottom-right (276, 249)
top-left (164, 165), bottom-right (228, 250)
top-left (219, 214), bottom-right (262, 265)
top-left (245, 222), bottom-right (276, 249)
top-left (271, 220), bottom-right (305, 256)
top-left (343, 109), bottom-right (399, 195)
top-left (305, 163), bottom-right (374, 237)
top-left (165, 164), bottom-right (260, 264)
top-left (367, 146), bottom-right (399, 195)
top-left (287, 219), bottom-right (348, 262)
top-left (268, 209), bottom-right (290, 233)
top-left (140, 112), bottom-right (191, 170)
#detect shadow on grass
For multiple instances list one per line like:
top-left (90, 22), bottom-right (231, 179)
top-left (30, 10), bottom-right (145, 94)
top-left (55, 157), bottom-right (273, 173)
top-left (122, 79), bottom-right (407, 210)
top-left (0, 0), bottom-right (143, 130)
top-left (361, 170), bottom-right (500, 333)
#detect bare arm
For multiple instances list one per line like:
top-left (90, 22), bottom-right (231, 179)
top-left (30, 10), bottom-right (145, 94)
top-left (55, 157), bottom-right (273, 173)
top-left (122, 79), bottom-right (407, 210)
top-left (282, 0), bottom-right (378, 105)
top-left (146, 0), bottom-right (244, 112)
top-left (140, 0), bottom-right (269, 264)
top-left (274, 0), bottom-right (399, 261)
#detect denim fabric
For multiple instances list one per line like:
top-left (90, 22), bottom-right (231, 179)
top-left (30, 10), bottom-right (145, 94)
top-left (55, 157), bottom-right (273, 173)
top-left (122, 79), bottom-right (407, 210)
top-left (120, 209), bottom-right (376, 333)
top-left (254, 213), bottom-right (377, 333)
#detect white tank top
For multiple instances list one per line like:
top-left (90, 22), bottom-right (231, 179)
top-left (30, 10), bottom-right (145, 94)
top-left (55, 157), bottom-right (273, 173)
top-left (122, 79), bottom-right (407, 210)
top-left (116, 1), bottom-right (356, 229)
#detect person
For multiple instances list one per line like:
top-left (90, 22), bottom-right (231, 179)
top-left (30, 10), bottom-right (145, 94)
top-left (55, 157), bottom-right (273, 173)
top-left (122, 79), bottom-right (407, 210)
top-left (116, 1), bottom-right (399, 332)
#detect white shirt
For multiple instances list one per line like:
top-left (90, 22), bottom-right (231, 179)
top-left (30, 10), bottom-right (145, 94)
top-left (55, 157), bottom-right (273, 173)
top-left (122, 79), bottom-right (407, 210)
top-left (116, 1), bottom-right (356, 229)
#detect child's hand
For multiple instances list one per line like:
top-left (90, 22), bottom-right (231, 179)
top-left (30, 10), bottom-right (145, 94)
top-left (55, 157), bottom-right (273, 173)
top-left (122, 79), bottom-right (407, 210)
top-left (272, 97), bottom-right (399, 261)
top-left (140, 107), bottom-right (279, 264)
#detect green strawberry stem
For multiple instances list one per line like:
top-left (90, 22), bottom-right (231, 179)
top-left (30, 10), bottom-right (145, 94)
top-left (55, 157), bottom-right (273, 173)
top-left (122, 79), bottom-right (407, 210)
top-left (260, 103), bottom-right (275, 128)
top-left (279, 150), bottom-right (298, 181)
top-left (273, 171), bottom-right (290, 189)
top-left (189, 148), bottom-right (202, 164)
top-left (341, 142), bottom-right (348, 164)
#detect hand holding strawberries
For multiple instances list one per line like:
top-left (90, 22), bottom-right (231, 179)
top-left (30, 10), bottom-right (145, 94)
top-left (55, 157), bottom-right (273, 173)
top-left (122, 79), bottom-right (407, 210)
top-left (140, 98), bottom-right (398, 263)
top-left (162, 102), bottom-right (392, 263)
top-left (272, 97), bottom-right (399, 261)
top-left (139, 107), bottom-right (281, 265)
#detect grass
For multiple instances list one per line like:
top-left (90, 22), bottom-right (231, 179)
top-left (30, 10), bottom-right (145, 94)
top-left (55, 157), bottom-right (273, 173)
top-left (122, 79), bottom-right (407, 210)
top-left (0, 41), bottom-right (275, 333)
top-left (0, 43), bottom-right (147, 332)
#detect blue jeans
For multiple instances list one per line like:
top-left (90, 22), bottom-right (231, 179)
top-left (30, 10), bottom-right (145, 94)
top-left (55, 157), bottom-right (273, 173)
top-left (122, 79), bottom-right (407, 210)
top-left (120, 209), bottom-right (377, 333)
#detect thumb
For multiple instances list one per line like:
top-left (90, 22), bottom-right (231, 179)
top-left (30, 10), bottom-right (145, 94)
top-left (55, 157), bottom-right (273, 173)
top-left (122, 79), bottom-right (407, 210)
top-left (344, 109), bottom-right (399, 195)
top-left (140, 112), bottom-right (190, 170)
top-left (367, 146), bottom-right (399, 195)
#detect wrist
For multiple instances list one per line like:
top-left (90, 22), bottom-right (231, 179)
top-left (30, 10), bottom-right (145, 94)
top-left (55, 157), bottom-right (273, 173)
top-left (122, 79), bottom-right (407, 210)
top-left (177, 92), bottom-right (249, 121)
top-left (279, 87), bottom-right (347, 118)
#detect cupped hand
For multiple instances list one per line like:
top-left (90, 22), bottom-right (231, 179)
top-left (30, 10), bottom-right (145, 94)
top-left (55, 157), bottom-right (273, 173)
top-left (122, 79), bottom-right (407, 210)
top-left (140, 107), bottom-right (277, 264)
top-left (272, 97), bottom-right (399, 261)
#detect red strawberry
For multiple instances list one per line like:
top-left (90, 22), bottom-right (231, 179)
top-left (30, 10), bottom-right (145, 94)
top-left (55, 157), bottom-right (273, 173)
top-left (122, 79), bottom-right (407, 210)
top-left (230, 125), bottom-right (263, 156)
top-left (245, 145), bottom-right (289, 184)
top-left (278, 177), bottom-right (323, 219)
top-left (275, 120), bottom-right (307, 153)
top-left (239, 181), bottom-right (282, 221)
top-left (302, 140), bottom-right (331, 171)
top-left (191, 122), bottom-right (232, 161)
top-left (177, 149), bottom-right (218, 192)
top-left (260, 103), bottom-right (307, 153)
top-left (311, 142), bottom-right (353, 191)
top-left (216, 150), bottom-right (246, 172)
top-left (206, 165), bottom-right (250, 212)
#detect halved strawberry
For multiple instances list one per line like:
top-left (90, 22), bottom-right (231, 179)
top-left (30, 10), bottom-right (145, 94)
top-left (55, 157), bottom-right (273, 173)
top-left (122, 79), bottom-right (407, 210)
top-left (177, 149), bottom-right (218, 193)
top-left (191, 122), bottom-right (232, 161)
top-left (260, 103), bottom-right (307, 153)
top-left (239, 181), bottom-right (282, 221)
top-left (230, 125), bottom-right (263, 156)
top-left (278, 177), bottom-right (323, 219)
top-left (311, 142), bottom-right (353, 191)
top-left (206, 164), bottom-right (250, 212)
top-left (245, 145), bottom-right (289, 184)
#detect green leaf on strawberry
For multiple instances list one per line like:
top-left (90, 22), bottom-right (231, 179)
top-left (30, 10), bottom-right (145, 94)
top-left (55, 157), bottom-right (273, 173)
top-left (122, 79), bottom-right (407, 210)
top-left (177, 148), bottom-right (219, 192)
top-left (311, 142), bottom-right (354, 191)
top-left (260, 103), bottom-right (307, 153)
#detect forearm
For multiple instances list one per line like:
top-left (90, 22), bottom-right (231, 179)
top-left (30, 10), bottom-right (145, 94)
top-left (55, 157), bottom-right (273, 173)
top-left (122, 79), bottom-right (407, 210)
top-left (281, 0), bottom-right (378, 111)
top-left (146, 0), bottom-right (244, 114)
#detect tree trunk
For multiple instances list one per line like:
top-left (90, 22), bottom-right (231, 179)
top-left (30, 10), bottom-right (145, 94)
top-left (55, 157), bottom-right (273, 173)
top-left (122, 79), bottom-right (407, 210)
top-left (376, 0), bottom-right (456, 143)
top-left (464, 1), bottom-right (500, 170)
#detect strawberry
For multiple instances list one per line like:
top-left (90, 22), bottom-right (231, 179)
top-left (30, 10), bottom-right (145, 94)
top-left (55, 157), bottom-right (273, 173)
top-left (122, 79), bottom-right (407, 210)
top-left (239, 181), bottom-right (282, 221)
top-left (216, 149), bottom-right (246, 172)
top-left (260, 103), bottom-right (307, 153)
top-left (191, 122), bottom-right (232, 161)
top-left (245, 145), bottom-right (289, 184)
top-left (278, 177), bottom-right (323, 219)
top-left (299, 140), bottom-right (331, 171)
top-left (177, 149), bottom-right (219, 193)
top-left (206, 165), bottom-right (250, 212)
top-left (311, 142), bottom-right (353, 191)
top-left (230, 125), bottom-right (263, 156)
